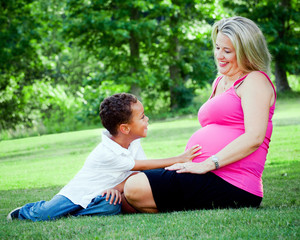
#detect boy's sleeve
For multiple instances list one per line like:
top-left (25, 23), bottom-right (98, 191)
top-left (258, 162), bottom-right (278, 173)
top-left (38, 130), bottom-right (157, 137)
top-left (133, 140), bottom-right (147, 160)
top-left (104, 154), bottom-right (135, 174)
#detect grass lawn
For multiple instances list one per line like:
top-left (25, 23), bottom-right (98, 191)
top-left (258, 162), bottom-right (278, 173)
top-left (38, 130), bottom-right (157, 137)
top-left (0, 97), bottom-right (299, 239)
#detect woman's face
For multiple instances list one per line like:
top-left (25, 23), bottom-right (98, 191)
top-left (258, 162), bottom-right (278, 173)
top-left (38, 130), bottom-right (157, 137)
top-left (214, 32), bottom-right (240, 77)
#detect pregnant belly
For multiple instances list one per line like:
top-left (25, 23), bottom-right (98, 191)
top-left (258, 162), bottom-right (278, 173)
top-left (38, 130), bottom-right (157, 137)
top-left (186, 124), bottom-right (243, 163)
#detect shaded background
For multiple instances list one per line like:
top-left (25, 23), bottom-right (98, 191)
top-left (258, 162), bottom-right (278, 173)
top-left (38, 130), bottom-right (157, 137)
top-left (0, 0), bottom-right (299, 139)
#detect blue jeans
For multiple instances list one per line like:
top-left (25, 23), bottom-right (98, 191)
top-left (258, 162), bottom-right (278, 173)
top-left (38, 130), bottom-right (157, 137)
top-left (18, 194), bottom-right (121, 221)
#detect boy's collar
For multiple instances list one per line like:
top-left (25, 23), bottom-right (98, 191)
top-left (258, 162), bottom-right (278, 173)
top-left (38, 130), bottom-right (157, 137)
top-left (102, 130), bottom-right (138, 155)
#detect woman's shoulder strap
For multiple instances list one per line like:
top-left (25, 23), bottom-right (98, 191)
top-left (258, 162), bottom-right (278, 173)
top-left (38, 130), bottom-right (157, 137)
top-left (210, 76), bottom-right (223, 98)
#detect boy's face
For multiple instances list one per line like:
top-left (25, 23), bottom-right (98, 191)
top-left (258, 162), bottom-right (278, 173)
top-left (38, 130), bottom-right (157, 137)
top-left (127, 100), bottom-right (149, 140)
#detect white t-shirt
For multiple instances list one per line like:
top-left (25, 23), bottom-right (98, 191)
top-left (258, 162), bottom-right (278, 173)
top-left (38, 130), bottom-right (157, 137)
top-left (58, 130), bottom-right (146, 208)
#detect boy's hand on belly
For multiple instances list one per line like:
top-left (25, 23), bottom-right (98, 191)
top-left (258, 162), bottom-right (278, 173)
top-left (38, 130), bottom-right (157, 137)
top-left (177, 145), bottom-right (202, 163)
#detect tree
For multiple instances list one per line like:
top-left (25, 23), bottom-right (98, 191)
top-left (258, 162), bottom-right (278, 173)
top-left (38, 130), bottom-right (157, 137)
top-left (64, 0), bottom-right (158, 98)
top-left (64, 0), bottom-right (217, 110)
top-left (152, 0), bottom-right (216, 109)
top-left (222, 0), bottom-right (300, 92)
top-left (0, 0), bottom-right (42, 130)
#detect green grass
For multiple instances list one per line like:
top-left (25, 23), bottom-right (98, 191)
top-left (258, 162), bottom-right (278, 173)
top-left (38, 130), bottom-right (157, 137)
top-left (0, 98), bottom-right (299, 239)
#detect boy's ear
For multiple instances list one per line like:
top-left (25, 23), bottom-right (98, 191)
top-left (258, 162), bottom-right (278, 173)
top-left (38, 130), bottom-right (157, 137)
top-left (119, 123), bottom-right (130, 135)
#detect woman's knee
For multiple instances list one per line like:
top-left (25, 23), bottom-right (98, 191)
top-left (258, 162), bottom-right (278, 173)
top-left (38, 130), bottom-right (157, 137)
top-left (124, 172), bottom-right (158, 213)
top-left (124, 173), bottom-right (150, 202)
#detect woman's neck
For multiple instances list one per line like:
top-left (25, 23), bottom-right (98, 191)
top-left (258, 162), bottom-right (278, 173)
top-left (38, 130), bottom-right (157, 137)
top-left (224, 71), bottom-right (245, 82)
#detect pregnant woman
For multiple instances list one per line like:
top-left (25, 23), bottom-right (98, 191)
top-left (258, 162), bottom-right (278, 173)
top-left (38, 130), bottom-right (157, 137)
top-left (123, 16), bottom-right (276, 213)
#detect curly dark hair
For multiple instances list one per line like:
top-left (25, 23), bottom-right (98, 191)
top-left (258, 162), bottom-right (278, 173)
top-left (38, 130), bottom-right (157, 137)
top-left (99, 93), bottom-right (138, 136)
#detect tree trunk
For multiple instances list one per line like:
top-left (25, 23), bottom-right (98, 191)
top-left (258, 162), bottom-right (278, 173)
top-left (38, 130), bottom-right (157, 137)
top-left (274, 59), bottom-right (291, 92)
top-left (169, 62), bottom-right (181, 110)
top-left (129, 7), bottom-right (141, 99)
top-left (169, 15), bottom-right (181, 110)
top-left (274, 0), bottom-right (291, 93)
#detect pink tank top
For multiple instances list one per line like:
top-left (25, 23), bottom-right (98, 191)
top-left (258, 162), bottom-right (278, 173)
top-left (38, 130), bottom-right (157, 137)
top-left (186, 71), bottom-right (276, 197)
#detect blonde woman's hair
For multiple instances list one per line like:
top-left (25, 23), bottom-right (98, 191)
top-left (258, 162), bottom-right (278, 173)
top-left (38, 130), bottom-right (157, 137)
top-left (211, 16), bottom-right (271, 76)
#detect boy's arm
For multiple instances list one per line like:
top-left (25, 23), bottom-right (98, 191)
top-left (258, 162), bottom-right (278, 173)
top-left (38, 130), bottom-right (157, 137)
top-left (132, 145), bottom-right (201, 171)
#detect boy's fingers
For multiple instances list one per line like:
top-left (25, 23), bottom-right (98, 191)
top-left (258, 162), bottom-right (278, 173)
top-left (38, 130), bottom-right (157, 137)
top-left (193, 152), bottom-right (202, 156)
top-left (114, 193), bottom-right (120, 205)
top-left (192, 145), bottom-right (201, 149)
top-left (109, 192), bottom-right (115, 204)
top-left (106, 191), bottom-right (111, 201)
top-left (193, 146), bottom-right (202, 152)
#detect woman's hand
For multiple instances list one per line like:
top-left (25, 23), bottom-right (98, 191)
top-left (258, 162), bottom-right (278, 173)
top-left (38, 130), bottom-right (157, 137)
top-left (177, 145), bottom-right (202, 163)
top-left (101, 188), bottom-right (122, 205)
top-left (165, 159), bottom-right (215, 174)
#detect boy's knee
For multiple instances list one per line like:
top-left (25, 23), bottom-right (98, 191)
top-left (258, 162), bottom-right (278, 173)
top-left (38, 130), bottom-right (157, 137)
top-left (90, 195), bottom-right (121, 216)
top-left (103, 201), bottom-right (121, 215)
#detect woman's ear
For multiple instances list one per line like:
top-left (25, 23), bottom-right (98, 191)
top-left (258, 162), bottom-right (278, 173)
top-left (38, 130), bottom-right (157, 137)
top-left (119, 123), bottom-right (130, 135)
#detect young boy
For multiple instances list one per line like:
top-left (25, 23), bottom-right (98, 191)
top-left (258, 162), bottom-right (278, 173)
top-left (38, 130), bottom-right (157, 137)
top-left (7, 93), bottom-right (201, 221)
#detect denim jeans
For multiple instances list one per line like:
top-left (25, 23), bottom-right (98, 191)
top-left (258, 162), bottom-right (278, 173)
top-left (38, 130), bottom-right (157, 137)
top-left (18, 194), bottom-right (121, 221)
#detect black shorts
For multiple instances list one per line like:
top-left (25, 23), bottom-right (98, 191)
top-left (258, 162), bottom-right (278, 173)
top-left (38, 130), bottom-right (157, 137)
top-left (143, 169), bottom-right (262, 212)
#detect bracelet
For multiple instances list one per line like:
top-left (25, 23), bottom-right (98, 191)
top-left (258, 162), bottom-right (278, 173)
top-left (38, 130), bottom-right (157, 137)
top-left (211, 155), bottom-right (220, 169)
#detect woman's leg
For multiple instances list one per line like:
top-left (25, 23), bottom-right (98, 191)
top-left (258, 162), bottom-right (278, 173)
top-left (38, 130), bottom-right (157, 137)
top-left (123, 172), bottom-right (158, 213)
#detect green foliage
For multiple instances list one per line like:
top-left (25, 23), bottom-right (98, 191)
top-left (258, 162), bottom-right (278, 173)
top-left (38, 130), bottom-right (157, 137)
top-left (78, 80), bottom-right (130, 124)
top-left (0, 0), bottom-right (43, 129)
top-left (64, 0), bottom-right (217, 110)
top-left (221, 0), bottom-right (300, 91)
top-left (1, 0), bottom-right (299, 136)
top-left (0, 0), bottom-right (41, 79)
top-left (64, 0), bottom-right (158, 87)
